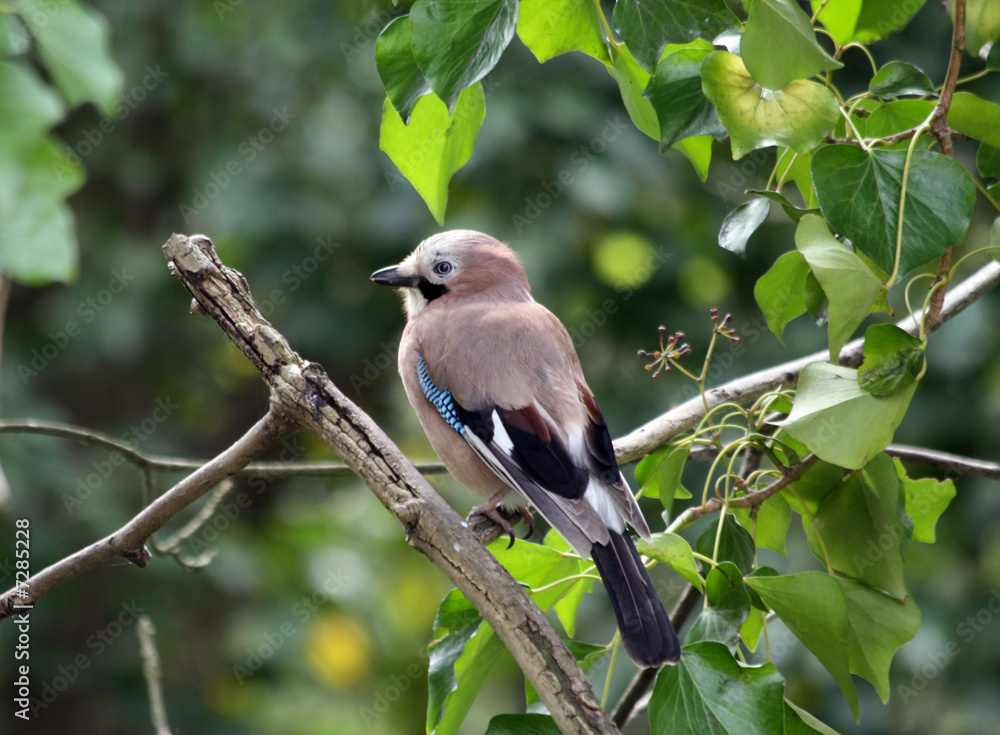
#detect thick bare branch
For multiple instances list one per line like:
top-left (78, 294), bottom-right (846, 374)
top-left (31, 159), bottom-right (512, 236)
top-left (161, 234), bottom-right (617, 735)
top-left (615, 260), bottom-right (1000, 464)
top-left (0, 409), bottom-right (290, 617)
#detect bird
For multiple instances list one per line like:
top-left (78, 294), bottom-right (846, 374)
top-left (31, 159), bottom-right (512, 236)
top-left (370, 230), bottom-right (679, 667)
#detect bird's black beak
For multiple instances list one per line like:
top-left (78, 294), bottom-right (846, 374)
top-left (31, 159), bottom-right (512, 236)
top-left (370, 266), bottom-right (420, 288)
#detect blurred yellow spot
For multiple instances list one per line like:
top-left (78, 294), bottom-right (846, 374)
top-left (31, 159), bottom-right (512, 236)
top-left (303, 612), bottom-right (372, 688)
top-left (386, 572), bottom-right (439, 635)
top-left (677, 256), bottom-right (731, 307)
top-left (592, 231), bottom-right (656, 289)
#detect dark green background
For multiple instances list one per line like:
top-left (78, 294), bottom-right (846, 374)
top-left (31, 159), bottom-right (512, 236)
top-left (2, 1), bottom-right (1000, 733)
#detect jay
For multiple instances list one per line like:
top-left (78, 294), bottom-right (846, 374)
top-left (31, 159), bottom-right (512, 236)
top-left (371, 230), bottom-right (679, 667)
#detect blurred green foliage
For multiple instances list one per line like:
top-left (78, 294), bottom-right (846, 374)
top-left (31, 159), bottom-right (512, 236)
top-left (1, 1), bottom-right (1000, 734)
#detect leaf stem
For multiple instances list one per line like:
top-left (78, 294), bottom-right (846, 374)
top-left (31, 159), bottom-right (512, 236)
top-left (841, 42), bottom-right (879, 76)
top-left (601, 635), bottom-right (622, 709)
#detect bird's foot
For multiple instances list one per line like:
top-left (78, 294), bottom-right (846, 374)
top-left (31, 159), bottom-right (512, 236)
top-left (468, 492), bottom-right (534, 549)
top-left (517, 506), bottom-right (535, 540)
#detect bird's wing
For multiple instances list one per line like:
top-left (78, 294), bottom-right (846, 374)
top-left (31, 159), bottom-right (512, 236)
top-left (416, 348), bottom-right (635, 556)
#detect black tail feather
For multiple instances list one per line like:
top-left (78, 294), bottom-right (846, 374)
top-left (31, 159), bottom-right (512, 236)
top-left (590, 531), bottom-right (680, 667)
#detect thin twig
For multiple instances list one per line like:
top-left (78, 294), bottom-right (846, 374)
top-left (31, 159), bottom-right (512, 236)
top-left (0, 420), bottom-right (448, 477)
top-left (668, 455), bottom-right (819, 533)
top-left (0, 409), bottom-right (291, 616)
top-left (886, 444), bottom-right (1000, 480)
top-left (924, 0), bottom-right (966, 331)
top-left (138, 615), bottom-right (173, 735)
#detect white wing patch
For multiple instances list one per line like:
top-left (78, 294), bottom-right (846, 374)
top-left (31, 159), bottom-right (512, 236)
top-left (585, 480), bottom-right (626, 534)
top-left (490, 410), bottom-right (515, 456)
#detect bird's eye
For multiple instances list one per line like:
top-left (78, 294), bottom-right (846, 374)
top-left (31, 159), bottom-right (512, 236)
top-left (433, 261), bottom-right (453, 276)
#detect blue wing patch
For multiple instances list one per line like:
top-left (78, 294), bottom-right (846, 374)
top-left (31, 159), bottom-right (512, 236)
top-left (417, 354), bottom-right (465, 435)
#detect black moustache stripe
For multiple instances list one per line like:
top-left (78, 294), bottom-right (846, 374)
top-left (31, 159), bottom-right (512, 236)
top-left (419, 279), bottom-right (447, 302)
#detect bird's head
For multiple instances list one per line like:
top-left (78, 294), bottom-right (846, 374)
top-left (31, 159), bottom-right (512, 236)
top-left (371, 230), bottom-right (531, 317)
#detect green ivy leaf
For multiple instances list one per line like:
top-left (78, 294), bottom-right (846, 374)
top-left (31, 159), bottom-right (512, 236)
top-left (810, 0), bottom-right (861, 46)
top-left (743, 0), bottom-right (842, 90)
top-left (376, 17), bottom-right (431, 123)
top-left (612, 0), bottom-right (737, 73)
top-left (0, 14), bottom-right (30, 56)
top-left (776, 148), bottom-right (818, 207)
top-left (608, 44), bottom-right (659, 140)
top-left (740, 607), bottom-right (765, 651)
top-left (794, 214), bottom-right (884, 361)
top-left (485, 714), bottom-right (561, 735)
top-left (745, 572), bottom-right (859, 720)
top-left (675, 135), bottom-right (714, 182)
top-left (701, 51), bottom-right (839, 160)
top-left (0, 60), bottom-right (65, 143)
top-left (804, 455), bottom-right (907, 598)
top-left (0, 137), bottom-right (84, 285)
top-left (840, 577), bottom-right (921, 701)
top-left (858, 324), bottom-right (925, 396)
top-left (852, 0), bottom-right (929, 44)
top-left (379, 83), bottom-right (485, 224)
top-left (687, 562), bottom-right (750, 652)
top-left (22, 0), bottom-right (123, 114)
top-left (785, 699), bottom-right (844, 735)
top-left (650, 641), bottom-right (786, 735)
top-left (516, 0), bottom-right (609, 63)
top-left (635, 443), bottom-right (691, 515)
top-left (718, 198), bottom-right (770, 257)
top-left (782, 458), bottom-right (845, 517)
top-left (977, 143), bottom-right (1000, 179)
top-left (777, 362), bottom-right (916, 470)
top-left (490, 531), bottom-right (592, 637)
top-left (747, 189), bottom-right (821, 222)
top-left (953, 0), bottom-right (1000, 57)
top-left (947, 91), bottom-right (1000, 149)
top-left (638, 532), bottom-right (704, 592)
top-left (697, 515), bottom-right (756, 575)
top-left (410, 0), bottom-right (517, 110)
top-left (644, 41), bottom-right (726, 150)
top-left (864, 99), bottom-right (935, 146)
top-left (811, 145), bottom-right (976, 275)
top-left (868, 61), bottom-right (935, 98)
top-left (754, 250), bottom-right (810, 344)
top-left (895, 458), bottom-right (955, 543)
top-left (988, 37), bottom-right (1000, 70)
top-left (426, 590), bottom-right (505, 735)
top-left (733, 492), bottom-right (792, 555)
